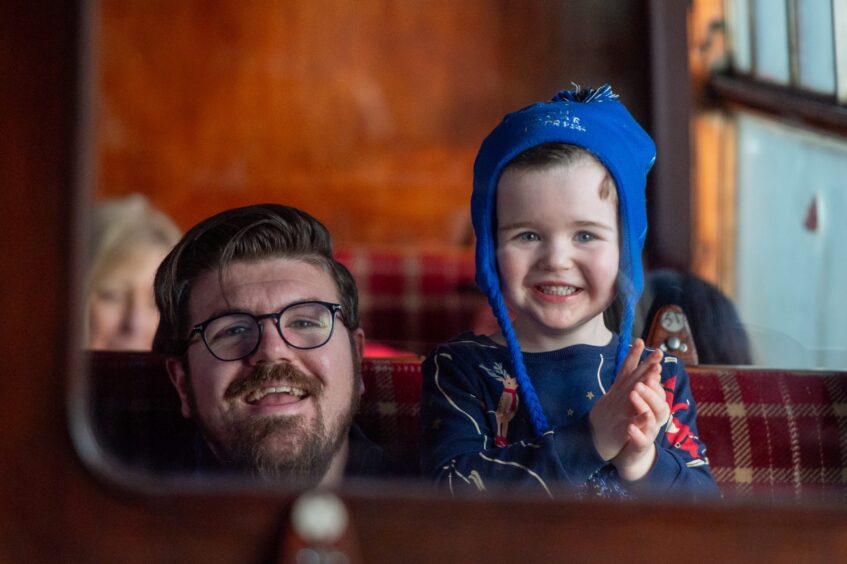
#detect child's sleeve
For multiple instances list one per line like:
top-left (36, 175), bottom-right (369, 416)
top-left (420, 346), bottom-right (608, 497)
top-left (631, 357), bottom-right (721, 498)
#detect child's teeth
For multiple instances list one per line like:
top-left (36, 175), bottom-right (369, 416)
top-left (539, 285), bottom-right (577, 296)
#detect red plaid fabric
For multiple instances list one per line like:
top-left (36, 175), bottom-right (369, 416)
top-left (335, 247), bottom-right (478, 353)
top-left (88, 351), bottom-right (847, 502)
top-left (88, 351), bottom-right (426, 474)
top-left (690, 366), bottom-right (847, 502)
top-left (357, 361), bottom-right (847, 500)
top-left (358, 357), bottom-right (424, 470)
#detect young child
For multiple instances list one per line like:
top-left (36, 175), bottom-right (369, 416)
top-left (420, 85), bottom-right (719, 499)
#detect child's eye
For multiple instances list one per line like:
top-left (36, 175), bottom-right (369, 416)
top-left (574, 231), bottom-right (597, 243)
top-left (517, 232), bottom-right (540, 242)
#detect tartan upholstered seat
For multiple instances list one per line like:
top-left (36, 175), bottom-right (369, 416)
top-left (689, 366), bottom-right (847, 502)
top-left (89, 351), bottom-right (196, 473)
top-left (357, 361), bottom-right (847, 501)
top-left (88, 352), bottom-right (427, 474)
top-left (335, 247), bottom-right (477, 354)
top-left (88, 351), bottom-right (847, 501)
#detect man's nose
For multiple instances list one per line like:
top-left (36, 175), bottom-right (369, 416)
top-left (248, 317), bottom-right (296, 364)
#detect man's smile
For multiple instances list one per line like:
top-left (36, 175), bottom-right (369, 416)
top-left (225, 360), bottom-right (323, 402)
top-left (245, 385), bottom-right (309, 405)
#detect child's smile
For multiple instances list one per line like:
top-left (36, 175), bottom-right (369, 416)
top-left (536, 283), bottom-right (579, 297)
top-left (534, 283), bottom-right (580, 299)
top-left (495, 158), bottom-right (619, 352)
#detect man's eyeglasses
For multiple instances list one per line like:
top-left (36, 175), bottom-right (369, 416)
top-left (189, 300), bottom-right (344, 361)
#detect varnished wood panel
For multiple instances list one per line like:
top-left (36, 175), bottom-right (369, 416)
top-left (689, 0), bottom-right (737, 295)
top-left (95, 0), bottom-right (651, 247)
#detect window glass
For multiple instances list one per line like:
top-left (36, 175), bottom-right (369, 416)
top-left (727, 0), bottom-right (753, 73)
top-left (735, 111), bottom-right (847, 369)
top-left (835, 0), bottom-right (847, 103)
top-left (753, 0), bottom-right (790, 83)
top-left (796, 0), bottom-right (836, 93)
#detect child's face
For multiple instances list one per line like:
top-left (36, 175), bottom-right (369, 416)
top-left (495, 158), bottom-right (619, 351)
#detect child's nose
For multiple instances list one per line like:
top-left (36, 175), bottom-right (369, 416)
top-left (537, 240), bottom-right (574, 271)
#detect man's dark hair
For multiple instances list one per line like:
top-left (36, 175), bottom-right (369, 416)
top-left (152, 204), bottom-right (358, 356)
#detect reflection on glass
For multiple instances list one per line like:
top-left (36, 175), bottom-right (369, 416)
top-left (80, 1), bottom-right (847, 512)
top-left (796, 0), bottom-right (836, 94)
top-left (86, 195), bottom-right (181, 351)
top-left (736, 112), bottom-right (847, 369)
top-left (753, 0), bottom-right (790, 83)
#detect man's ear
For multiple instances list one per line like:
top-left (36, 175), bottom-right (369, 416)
top-left (165, 357), bottom-right (193, 419)
top-left (352, 327), bottom-right (365, 362)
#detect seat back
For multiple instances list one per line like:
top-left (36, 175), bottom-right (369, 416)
top-left (90, 350), bottom-right (196, 473)
top-left (335, 246), bottom-right (478, 352)
top-left (689, 365), bottom-right (847, 501)
top-left (88, 351), bottom-right (424, 473)
top-left (356, 357), bottom-right (424, 470)
top-left (89, 351), bottom-right (847, 501)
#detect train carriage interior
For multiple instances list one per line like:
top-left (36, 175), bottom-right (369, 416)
top-left (4, 1), bottom-right (847, 562)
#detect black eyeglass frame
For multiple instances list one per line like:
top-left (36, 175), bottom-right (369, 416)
top-left (187, 300), bottom-right (345, 361)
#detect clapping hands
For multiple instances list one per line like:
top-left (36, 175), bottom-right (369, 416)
top-left (588, 338), bottom-right (670, 481)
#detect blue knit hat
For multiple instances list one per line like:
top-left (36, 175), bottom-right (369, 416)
top-left (471, 85), bottom-right (656, 435)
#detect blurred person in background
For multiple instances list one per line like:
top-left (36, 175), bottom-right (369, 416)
top-left (86, 194), bottom-right (181, 351)
top-left (640, 269), bottom-right (753, 365)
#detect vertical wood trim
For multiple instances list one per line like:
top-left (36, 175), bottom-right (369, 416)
top-left (648, 0), bottom-right (692, 269)
top-left (68, 0), bottom-right (102, 471)
top-left (718, 113), bottom-right (738, 298)
top-left (690, 110), bottom-right (738, 299)
top-left (0, 1), bottom-right (83, 551)
top-left (691, 112), bottom-right (720, 283)
top-left (692, 111), bottom-right (737, 297)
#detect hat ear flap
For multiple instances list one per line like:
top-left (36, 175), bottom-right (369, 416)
top-left (489, 291), bottom-right (550, 435)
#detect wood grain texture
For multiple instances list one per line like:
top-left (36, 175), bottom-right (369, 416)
top-left (94, 0), bottom-right (651, 247)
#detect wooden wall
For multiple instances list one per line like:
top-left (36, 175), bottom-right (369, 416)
top-left (95, 0), bottom-right (651, 247)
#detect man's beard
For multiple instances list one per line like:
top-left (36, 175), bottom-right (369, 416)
top-left (187, 360), bottom-right (360, 487)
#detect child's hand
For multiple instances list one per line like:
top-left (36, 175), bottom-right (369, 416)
top-left (588, 339), bottom-right (663, 461)
top-left (612, 368), bottom-right (669, 481)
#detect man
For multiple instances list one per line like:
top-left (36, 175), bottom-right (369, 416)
top-left (153, 204), bottom-right (397, 486)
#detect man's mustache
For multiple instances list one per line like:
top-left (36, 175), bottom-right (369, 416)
top-left (224, 362), bottom-right (323, 400)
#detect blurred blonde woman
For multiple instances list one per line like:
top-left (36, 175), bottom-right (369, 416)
top-left (86, 194), bottom-right (181, 351)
